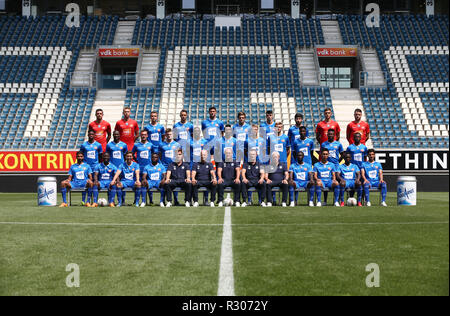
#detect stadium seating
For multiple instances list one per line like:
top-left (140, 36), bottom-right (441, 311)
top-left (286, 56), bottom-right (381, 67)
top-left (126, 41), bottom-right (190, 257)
top-left (0, 14), bottom-right (448, 150)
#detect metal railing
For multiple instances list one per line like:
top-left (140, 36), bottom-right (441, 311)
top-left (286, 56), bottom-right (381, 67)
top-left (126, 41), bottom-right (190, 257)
top-left (300, 70), bottom-right (321, 86)
top-left (70, 72), bottom-right (97, 88)
top-left (359, 71), bottom-right (387, 87)
top-left (216, 5), bottom-right (240, 16)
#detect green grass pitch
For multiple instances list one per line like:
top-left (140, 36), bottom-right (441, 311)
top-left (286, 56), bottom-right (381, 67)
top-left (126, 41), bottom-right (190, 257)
top-left (0, 192), bottom-right (448, 296)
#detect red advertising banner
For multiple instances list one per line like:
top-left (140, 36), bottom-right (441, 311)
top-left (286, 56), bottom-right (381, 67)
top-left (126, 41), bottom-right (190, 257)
top-left (98, 48), bottom-right (140, 58)
top-left (316, 47), bottom-right (358, 57)
top-left (0, 151), bottom-right (77, 172)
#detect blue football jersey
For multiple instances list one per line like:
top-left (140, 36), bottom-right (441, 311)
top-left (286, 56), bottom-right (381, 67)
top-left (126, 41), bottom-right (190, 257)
top-left (143, 163), bottom-right (166, 183)
top-left (321, 141), bottom-right (344, 166)
top-left (289, 162), bottom-right (313, 182)
top-left (313, 161), bottom-right (336, 181)
top-left (106, 141), bottom-right (128, 168)
top-left (269, 134), bottom-right (290, 163)
top-left (362, 161), bottom-right (383, 182)
top-left (347, 144), bottom-right (368, 168)
top-left (173, 121), bottom-right (194, 142)
top-left (202, 118), bottom-right (225, 142)
top-left (338, 163), bottom-right (360, 181)
top-left (233, 123), bottom-right (251, 142)
top-left (132, 141), bottom-right (154, 169)
top-left (292, 138), bottom-right (315, 165)
top-left (190, 138), bottom-right (209, 163)
top-left (144, 123), bottom-right (165, 148)
top-left (95, 162), bottom-right (117, 182)
top-left (69, 163), bottom-right (92, 182)
top-left (80, 141), bottom-right (103, 167)
top-left (158, 141), bottom-right (181, 167)
top-left (288, 125), bottom-right (309, 145)
top-left (119, 162), bottom-right (140, 182)
top-left (260, 122), bottom-right (276, 139)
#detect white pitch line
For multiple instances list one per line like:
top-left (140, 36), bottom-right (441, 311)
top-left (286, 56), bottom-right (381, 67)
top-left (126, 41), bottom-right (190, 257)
top-left (0, 221), bottom-right (447, 227)
top-left (217, 207), bottom-right (236, 296)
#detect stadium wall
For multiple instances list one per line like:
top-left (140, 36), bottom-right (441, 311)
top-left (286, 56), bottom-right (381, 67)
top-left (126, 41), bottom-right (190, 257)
top-left (0, 174), bottom-right (447, 193)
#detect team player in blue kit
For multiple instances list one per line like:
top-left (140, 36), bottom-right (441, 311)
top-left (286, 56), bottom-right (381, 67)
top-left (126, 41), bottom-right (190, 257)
top-left (79, 130), bottom-right (103, 205)
top-left (313, 148), bottom-right (340, 207)
top-left (92, 152), bottom-right (118, 207)
top-left (106, 130), bottom-right (128, 168)
top-left (336, 152), bottom-right (363, 207)
top-left (111, 151), bottom-right (142, 207)
top-left (289, 151), bottom-right (315, 207)
top-left (142, 152), bottom-right (167, 208)
top-left (360, 149), bottom-right (388, 207)
top-left (59, 151), bottom-right (94, 207)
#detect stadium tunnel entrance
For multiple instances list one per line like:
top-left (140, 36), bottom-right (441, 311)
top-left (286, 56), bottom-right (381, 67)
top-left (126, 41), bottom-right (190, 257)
top-left (97, 57), bottom-right (138, 89)
top-left (318, 56), bottom-right (361, 89)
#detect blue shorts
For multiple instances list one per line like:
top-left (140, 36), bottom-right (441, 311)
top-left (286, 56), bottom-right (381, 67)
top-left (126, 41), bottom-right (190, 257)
top-left (99, 180), bottom-right (112, 189)
top-left (70, 180), bottom-right (88, 189)
top-left (320, 180), bottom-right (334, 189)
top-left (148, 181), bottom-right (162, 190)
top-left (343, 180), bottom-right (356, 189)
top-left (368, 180), bottom-right (380, 188)
top-left (294, 181), bottom-right (309, 189)
top-left (121, 180), bottom-right (135, 189)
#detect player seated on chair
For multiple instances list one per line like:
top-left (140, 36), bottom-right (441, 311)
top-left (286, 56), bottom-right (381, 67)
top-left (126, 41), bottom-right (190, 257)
top-left (93, 152), bottom-right (118, 208)
top-left (217, 147), bottom-right (241, 207)
top-left (264, 151), bottom-right (289, 207)
top-left (141, 152), bottom-right (167, 208)
top-left (164, 149), bottom-right (192, 208)
top-left (288, 151), bottom-right (315, 207)
top-left (111, 151), bottom-right (142, 207)
top-left (241, 149), bottom-right (266, 207)
top-left (360, 149), bottom-right (388, 207)
top-left (313, 148), bottom-right (340, 207)
top-left (60, 151), bottom-right (94, 207)
top-left (191, 149), bottom-right (218, 208)
top-left (336, 152), bottom-right (363, 207)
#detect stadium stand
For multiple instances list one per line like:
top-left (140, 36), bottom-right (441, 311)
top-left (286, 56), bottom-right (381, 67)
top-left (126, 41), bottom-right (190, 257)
top-left (0, 14), bottom-right (448, 150)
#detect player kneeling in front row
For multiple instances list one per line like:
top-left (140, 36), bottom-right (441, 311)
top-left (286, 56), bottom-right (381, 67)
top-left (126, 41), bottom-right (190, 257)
top-left (93, 152), bottom-right (118, 207)
top-left (361, 149), bottom-right (388, 207)
top-left (191, 150), bottom-right (217, 207)
top-left (265, 152), bottom-right (289, 207)
top-left (336, 152), bottom-right (363, 207)
top-left (313, 148), bottom-right (340, 207)
top-left (289, 151), bottom-right (315, 207)
top-left (217, 148), bottom-right (241, 207)
top-left (141, 153), bottom-right (166, 208)
top-left (60, 151), bottom-right (94, 207)
top-left (164, 149), bottom-right (192, 207)
top-left (111, 151), bottom-right (142, 207)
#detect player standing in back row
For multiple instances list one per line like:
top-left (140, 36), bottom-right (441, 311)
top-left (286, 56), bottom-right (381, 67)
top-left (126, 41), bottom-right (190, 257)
top-left (316, 107), bottom-right (340, 145)
top-left (114, 107), bottom-right (139, 152)
top-left (89, 108), bottom-right (111, 153)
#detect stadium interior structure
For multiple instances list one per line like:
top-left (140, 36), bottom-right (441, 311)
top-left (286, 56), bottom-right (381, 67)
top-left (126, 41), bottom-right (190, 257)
top-left (0, 0), bottom-right (448, 154)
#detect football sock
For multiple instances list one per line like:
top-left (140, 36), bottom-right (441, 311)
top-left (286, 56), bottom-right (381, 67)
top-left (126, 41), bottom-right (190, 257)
top-left (141, 188), bottom-right (147, 204)
top-left (364, 183), bottom-right (371, 203)
top-left (357, 186), bottom-right (363, 203)
top-left (340, 186), bottom-right (346, 203)
top-left (308, 186), bottom-right (315, 202)
top-left (87, 187), bottom-right (93, 204)
top-left (61, 187), bottom-right (67, 204)
top-left (93, 186), bottom-right (99, 204)
top-left (134, 189), bottom-right (139, 205)
top-left (289, 187), bottom-right (295, 202)
top-left (333, 187), bottom-right (340, 203)
top-left (381, 182), bottom-right (387, 202)
top-left (109, 186), bottom-right (116, 204)
top-left (121, 191), bottom-right (126, 205)
top-left (81, 191), bottom-right (86, 203)
top-left (148, 191), bottom-right (153, 203)
top-left (324, 191), bottom-right (328, 203)
top-left (315, 186), bottom-right (322, 202)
